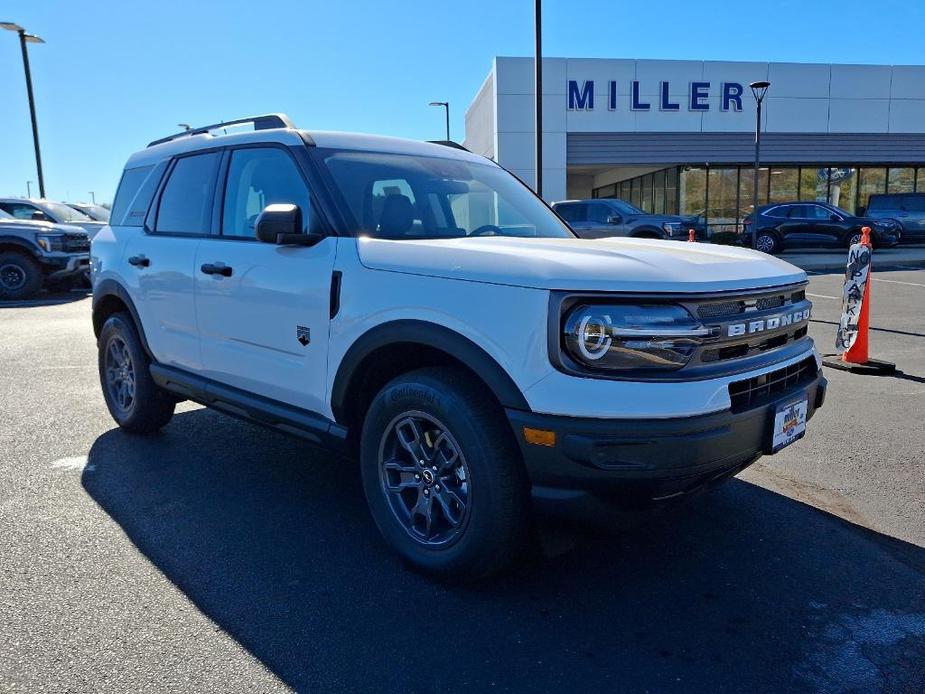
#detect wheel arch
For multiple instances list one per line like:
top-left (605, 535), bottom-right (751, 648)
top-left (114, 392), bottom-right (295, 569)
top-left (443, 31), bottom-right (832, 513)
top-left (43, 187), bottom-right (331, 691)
top-left (331, 320), bottom-right (530, 430)
top-left (92, 279), bottom-right (153, 358)
top-left (0, 236), bottom-right (42, 258)
top-left (630, 226), bottom-right (664, 239)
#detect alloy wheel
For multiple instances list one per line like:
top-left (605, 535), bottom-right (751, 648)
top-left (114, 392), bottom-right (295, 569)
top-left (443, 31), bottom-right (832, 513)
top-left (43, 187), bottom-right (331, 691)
top-left (756, 234), bottom-right (775, 253)
top-left (104, 336), bottom-right (136, 414)
top-left (0, 263), bottom-right (27, 291)
top-left (378, 410), bottom-right (472, 547)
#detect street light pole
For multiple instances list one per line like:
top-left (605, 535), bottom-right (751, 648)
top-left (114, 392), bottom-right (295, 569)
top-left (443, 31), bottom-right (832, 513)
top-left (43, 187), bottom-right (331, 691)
top-left (89, 191), bottom-right (96, 204)
top-left (749, 81), bottom-right (770, 250)
top-left (26, 181), bottom-right (33, 198)
top-left (428, 102), bottom-right (449, 141)
top-left (534, 0), bottom-right (543, 199)
top-left (2, 23), bottom-right (46, 199)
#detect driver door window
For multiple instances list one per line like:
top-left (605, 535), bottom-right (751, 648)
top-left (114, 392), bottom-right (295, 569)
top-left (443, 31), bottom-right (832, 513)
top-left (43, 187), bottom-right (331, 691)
top-left (222, 147), bottom-right (312, 238)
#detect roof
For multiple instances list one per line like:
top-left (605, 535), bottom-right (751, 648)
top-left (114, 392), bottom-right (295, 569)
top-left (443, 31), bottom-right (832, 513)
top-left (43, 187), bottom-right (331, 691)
top-left (126, 115), bottom-right (491, 169)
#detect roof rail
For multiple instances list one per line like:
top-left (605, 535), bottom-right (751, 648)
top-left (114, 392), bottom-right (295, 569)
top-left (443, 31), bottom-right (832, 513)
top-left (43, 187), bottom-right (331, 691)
top-left (427, 140), bottom-right (470, 152)
top-left (147, 113), bottom-right (296, 148)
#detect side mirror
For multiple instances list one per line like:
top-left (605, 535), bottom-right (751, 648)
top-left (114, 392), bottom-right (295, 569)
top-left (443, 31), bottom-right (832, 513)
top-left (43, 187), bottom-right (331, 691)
top-left (31, 210), bottom-right (47, 221)
top-left (255, 204), bottom-right (322, 246)
top-left (607, 214), bottom-right (622, 225)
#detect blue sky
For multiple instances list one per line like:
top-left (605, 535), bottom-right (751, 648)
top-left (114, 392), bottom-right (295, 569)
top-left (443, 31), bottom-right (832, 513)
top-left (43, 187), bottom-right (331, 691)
top-left (2, 0), bottom-right (923, 203)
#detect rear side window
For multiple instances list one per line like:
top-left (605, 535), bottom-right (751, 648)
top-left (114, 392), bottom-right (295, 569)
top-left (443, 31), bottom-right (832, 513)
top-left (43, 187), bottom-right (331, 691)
top-left (110, 163), bottom-right (165, 227)
top-left (904, 195), bottom-right (925, 212)
top-left (155, 153), bottom-right (220, 234)
top-left (556, 203), bottom-right (585, 223)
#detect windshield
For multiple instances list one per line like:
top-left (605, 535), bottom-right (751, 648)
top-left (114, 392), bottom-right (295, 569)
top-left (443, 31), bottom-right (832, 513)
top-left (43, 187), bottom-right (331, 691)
top-left (71, 203), bottom-right (110, 221)
top-left (830, 204), bottom-right (854, 218)
top-left (610, 199), bottom-right (646, 215)
top-left (321, 149), bottom-right (574, 239)
top-left (43, 201), bottom-right (92, 222)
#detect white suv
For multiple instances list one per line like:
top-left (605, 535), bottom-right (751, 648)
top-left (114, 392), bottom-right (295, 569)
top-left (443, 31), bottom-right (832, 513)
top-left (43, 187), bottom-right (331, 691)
top-left (91, 114), bottom-right (826, 579)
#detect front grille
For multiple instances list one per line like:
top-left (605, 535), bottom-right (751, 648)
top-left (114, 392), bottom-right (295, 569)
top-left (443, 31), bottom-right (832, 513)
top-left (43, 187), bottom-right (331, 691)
top-left (62, 233), bottom-right (90, 253)
top-left (698, 301), bottom-right (745, 320)
top-left (755, 295), bottom-right (784, 311)
top-left (728, 357), bottom-right (818, 412)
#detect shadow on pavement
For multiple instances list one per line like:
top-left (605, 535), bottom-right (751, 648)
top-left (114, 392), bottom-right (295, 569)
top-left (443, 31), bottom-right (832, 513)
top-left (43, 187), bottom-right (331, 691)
top-left (0, 288), bottom-right (90, 309)
top-left (83, 408), bottom-right (925, 693)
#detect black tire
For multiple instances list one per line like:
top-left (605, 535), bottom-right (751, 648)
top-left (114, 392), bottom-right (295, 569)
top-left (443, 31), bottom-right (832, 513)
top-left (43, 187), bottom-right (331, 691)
top-left (360, 367), bottom-right (531, 581)
top-left (98, 313), bottom-right (175, 434)
top-left (755, 231), bottom-right (780, 254)
top-left (0, 251), bottom-right (43, 300)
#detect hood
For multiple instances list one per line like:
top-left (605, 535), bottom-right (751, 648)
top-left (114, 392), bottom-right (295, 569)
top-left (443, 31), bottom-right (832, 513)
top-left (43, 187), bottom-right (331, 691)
top-left (0, 218), bottom-right (87, 236)
top-left (357, 236), bottom-right (805, 293)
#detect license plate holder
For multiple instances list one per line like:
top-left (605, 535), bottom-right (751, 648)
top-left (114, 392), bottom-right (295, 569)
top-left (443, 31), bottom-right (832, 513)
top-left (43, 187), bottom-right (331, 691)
top-left (769, 396), bottom-right (808, 453)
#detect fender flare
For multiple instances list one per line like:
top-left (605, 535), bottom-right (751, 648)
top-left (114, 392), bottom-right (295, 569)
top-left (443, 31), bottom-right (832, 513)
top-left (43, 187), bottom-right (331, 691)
top-left (330, 319), bottom-right (530, 422)
top-left (0, 235), bottom-right (42, 257)
top-left (630, 226), bottom-right (664, 239)
top-left (92, 278), bottom-right (153, 357)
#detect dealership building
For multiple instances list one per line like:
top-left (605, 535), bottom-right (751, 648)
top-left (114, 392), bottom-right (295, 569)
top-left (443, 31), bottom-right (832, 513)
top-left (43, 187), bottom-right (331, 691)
top-left (464, 57), bottom-right (925, 234)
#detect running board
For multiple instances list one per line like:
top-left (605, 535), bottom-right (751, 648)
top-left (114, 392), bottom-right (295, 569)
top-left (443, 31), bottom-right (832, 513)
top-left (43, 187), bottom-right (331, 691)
top-left (150, 363), bottom-right (349, 452)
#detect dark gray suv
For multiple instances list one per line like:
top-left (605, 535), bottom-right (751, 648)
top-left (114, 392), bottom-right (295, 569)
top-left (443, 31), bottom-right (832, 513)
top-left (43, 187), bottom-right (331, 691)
top-left (864, 193), bottom-right (925, 243)
top-left (552, 198), bottom-right (702, 241)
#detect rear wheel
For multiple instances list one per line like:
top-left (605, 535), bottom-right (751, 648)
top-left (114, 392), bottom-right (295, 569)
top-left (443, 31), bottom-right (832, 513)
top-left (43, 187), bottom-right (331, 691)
top-left (360, 367), bottom-right (531, 581)
top-left (98, 313), bottom-right (176, 433)
top-left (755, 232), bottom-right (779, 254)
top-left (0, 251), bottom-right (42, 300)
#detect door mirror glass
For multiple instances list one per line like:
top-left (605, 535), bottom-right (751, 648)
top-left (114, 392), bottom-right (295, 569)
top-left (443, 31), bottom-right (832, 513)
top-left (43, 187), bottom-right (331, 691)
top-left (256, 203), bottom-right (302, 243)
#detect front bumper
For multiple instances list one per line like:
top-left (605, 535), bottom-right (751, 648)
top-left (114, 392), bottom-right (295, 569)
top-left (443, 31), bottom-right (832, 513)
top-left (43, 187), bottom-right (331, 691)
top-left (507, 369), bottom-right (826, 510)
top-left (40, 254), bottom-right (90, 281)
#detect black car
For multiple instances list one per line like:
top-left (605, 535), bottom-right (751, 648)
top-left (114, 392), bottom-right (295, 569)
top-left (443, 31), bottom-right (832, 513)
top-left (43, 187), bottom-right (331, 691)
top-left (552, 198), bottom-right (705, 241)
top-left (864, 192), bottom-right (925, 243)
top-left (743, 201), bottom-right (901, 254)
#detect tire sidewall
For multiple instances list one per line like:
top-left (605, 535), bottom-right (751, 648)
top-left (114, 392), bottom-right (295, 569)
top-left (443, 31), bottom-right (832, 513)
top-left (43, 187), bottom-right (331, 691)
top-left (0, 252), bottom-right (42, 300)
top-left (360, 372), bottom-right (521, 575)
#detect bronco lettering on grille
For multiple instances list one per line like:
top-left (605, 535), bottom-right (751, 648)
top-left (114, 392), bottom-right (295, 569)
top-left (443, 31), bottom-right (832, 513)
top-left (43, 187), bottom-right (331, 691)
top-left (727, 308), bottom-right (811, 337)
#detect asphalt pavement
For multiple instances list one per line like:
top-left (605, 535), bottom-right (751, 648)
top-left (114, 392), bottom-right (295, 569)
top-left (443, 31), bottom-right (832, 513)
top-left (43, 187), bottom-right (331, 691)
top-left (1, 271), bottom-right (923, 693)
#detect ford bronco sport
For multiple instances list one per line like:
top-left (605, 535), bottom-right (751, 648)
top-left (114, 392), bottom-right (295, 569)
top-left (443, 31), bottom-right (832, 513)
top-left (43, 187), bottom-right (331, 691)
top-left (91, 114), bottom-right (826, 579)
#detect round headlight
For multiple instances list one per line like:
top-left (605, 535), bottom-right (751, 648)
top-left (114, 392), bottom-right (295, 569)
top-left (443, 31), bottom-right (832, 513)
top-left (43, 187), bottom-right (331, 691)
top-left (576, 313), bottom-right (612, 360)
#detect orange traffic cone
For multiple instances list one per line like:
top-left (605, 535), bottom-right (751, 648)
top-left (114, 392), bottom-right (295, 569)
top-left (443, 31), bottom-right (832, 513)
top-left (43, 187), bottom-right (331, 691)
top-left (823, 226), bottom-right (896, 375)
top-left (688, 229), bottom-right (696, 242)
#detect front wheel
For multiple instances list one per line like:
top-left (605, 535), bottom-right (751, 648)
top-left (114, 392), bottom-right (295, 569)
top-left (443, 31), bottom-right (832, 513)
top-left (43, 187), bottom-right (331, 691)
top-left (0, 251), bottom-right (43, 300)
top-left (360, 367), bottom-right (531, 581)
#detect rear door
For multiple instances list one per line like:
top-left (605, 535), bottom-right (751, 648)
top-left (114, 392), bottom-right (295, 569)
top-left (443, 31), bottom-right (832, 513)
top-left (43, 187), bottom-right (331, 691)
top-left (778, 204), bottom-right (821, 247)
top-left (122, 151), bottom-right (220, 370)
top-left (193, 145), bottom-right (336, 415)
top-left (809, 204), bottom-right (848, 246)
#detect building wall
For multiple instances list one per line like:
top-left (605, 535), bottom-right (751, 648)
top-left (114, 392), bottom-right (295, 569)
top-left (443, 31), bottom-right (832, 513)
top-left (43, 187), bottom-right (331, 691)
top-left (463, 70), bottom-right (495, 160)
top-left (467, 57), bottom-right (925, 202)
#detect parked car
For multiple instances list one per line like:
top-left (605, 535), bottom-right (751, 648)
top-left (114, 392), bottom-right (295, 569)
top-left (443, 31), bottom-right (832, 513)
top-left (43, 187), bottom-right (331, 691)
top-left (552, 198), bottom-right (704, 241)
top-left (743, 201), bottom-right (901, 254)
top-left (67, 202), bottom-right (111, 223)
top-left (0, 208), bottom-right (90, 299)
top-left (0, 198), bottom-right (106, 239)
top-left (863, 193), bottom-right (925, 243)
top-left (92, 114), bottom-right (825, 580)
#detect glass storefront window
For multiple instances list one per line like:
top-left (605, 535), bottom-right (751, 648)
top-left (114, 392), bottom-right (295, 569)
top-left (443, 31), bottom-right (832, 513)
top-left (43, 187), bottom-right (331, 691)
top-left (653, 169), bottom-right (666, 214)
top-left (706, 168), bottom-right (738, 231)
top-left (888, 167), bottom-right (915, 194)
top-left (679, 167), bottom-right (706, 217)
top-left (799, 167), bottom-right (827, 202)
top-left (858, 168), bottom-right (887, 211)
top-left (641, 173), bottom-right (654, 212)
top-left (827, 168), bottom-right (857, 213)
top-left (769, 168), bottom-right (799, 203)
top-left (665, 168), bottom-right (678, 215)
top-left (739, 167), bottom-right (769, 218)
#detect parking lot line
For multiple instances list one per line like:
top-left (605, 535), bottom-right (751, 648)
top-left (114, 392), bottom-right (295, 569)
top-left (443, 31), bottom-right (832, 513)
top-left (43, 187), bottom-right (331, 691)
top-left (873, 277), bottom-right (925, 288)
top-left (807, 292), bottom-right (839, 300)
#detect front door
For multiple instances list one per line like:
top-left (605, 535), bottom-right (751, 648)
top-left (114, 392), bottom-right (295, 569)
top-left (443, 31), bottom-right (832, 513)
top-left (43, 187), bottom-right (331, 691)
top-left (194, 145), bottom-right (336, 416)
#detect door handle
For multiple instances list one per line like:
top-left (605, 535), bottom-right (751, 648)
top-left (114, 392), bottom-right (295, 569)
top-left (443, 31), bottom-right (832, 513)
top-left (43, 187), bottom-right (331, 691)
top-left (200, 263), bottom-right (233, 277)
top-left (128, 255), bottom-right (150, 268)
